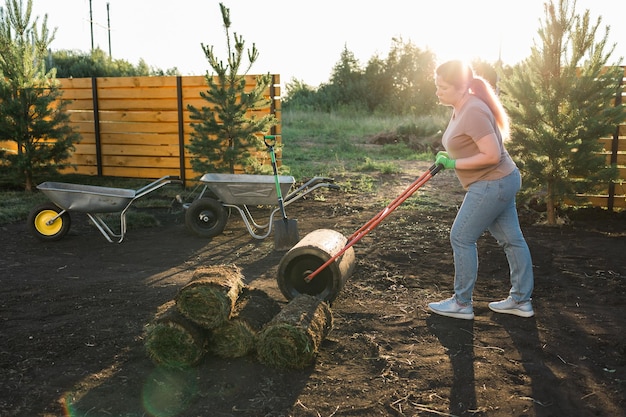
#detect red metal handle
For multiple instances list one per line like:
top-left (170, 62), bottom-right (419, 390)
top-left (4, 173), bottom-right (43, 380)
top-left (303, 163), bottom-right (441, 283)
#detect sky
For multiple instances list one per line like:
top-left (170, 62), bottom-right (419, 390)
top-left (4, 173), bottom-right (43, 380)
top-left (25, 0), bottom-right (626, 87)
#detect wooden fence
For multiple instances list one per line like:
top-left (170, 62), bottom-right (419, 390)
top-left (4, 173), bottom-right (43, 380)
top-left (24, 74), bottom-right (280, 185)
top-left (586, 67), bottom-right (626, 210)
top-left (592, 126), bottom-right (625, 210)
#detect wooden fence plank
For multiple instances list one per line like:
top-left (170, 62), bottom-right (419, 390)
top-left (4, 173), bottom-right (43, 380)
top-left (100, 133), bottom-right (180, 146)
top-left (605, 153), bottom-right (626, 165)
top-left (599, 137), bottom-right (626, 152)
top-left (582, 195), bottom-right (626, 209)
top-left (96, 88), bottom-right (179, 100)
top-left (99, 111), bottom-right (180, 123)
top-left (59, 89), bottom-right (96, 100)
top-left (97, 122), bottom-right (180, 135)
top-left (100, 144), bottom-right (180, 157)
top-left (98, 166), bottom-right (181, 178)
top-left (104, 133), bottom-right (181, 146)
top-left (61, 165), bottom-right (99, 176)
top-left (101, 155), bottom-right (182, 169)
top-left (91, 98), bottom-right (179, 111)
top-left (58, 78), bottom-right (96, 88)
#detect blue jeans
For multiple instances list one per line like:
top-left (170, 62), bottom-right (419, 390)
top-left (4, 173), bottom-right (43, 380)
top-left (450, 168), bottom-right (534, 305)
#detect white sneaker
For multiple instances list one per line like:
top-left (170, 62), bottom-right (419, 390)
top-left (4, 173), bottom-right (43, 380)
top-left (428, 296), bottom-right (474, 320)
top-left (489, 296), bottom-right (534, 317)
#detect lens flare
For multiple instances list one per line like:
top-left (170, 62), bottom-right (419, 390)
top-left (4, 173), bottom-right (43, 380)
top-left (142, 366), bottom-right (199, 417)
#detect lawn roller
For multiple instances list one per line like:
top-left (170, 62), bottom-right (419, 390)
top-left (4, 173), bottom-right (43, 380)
top-left (276, 163), bottom-right (442, 302)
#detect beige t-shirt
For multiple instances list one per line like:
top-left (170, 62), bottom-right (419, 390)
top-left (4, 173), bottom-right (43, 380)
top-left (442, 96), bottom-right (516, 189)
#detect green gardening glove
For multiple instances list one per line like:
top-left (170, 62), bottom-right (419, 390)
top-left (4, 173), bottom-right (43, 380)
top-left (435, 151), bottom-right (456, 170)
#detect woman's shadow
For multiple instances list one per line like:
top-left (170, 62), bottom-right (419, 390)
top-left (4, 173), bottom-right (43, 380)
top-left (428, 312), bottom-right (562, 417)
top-left (426, 315), bottom-right (476, 416)
top-left (493, 314), bottom-right (559, 416)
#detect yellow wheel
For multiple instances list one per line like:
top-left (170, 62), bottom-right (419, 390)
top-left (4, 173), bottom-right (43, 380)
top-left (27, 203), bottom-right (71, 241)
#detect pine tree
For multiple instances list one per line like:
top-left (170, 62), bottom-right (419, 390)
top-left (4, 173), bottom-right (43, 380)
top-left (0, 0), bottom-right (80, 191)
top-left (383, 38), bottom-right (437, 116)
top-left (501, 0), bottom-right (625, 224)
top-left (328, 45), bottom-right (364, 108)
top-left (186, 3), bottom-right (276, 175)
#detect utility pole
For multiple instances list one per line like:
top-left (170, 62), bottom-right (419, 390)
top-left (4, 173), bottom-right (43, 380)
top-left (107, 2), bottom-right (111, 57)
top-left (89, 0), bottom-right (94, 51)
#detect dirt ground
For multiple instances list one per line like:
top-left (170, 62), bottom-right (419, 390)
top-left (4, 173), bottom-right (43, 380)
top-left (1, 161), bottom-right (624, 417)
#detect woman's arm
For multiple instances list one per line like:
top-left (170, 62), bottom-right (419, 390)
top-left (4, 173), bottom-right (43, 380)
top-left (454, 133), bottom-right (501, 169)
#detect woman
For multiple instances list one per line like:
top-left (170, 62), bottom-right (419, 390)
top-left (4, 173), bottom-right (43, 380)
top-left (428, 60), bottom-right (534, 320)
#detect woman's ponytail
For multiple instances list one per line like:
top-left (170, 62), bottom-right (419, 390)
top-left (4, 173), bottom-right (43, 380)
top-left (469, 77), bottom-right (510, 138)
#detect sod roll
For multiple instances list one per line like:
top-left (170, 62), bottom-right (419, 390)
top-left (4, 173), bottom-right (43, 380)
top-left (144, 301), bottom-right (208, 369)
top-left (209, 288), bottom-right (281, 358)
top-left (175, 264), bottom-right (244, 329)
top-left (256, 294), bottom-right (333, 369)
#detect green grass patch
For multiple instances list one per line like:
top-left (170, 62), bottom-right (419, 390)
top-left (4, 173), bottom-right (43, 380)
top-left (355, 158), bottom-right (402, 174)
top-left (0, 191), bottom-right (48, 225)
top-left (337, 173), bottom-right (378, 194)
top-left (281, 110), bottom-right (436, 179)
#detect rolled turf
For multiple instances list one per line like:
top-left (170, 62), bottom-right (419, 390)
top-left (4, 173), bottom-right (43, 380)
top-left (209, 288), bottom-right (281, 358)
top-left (175, 264), bottom-right (244, 329)
top-left (144, 301), bottom-right (208, 369)
top-left (256, 294), bottom-right (333, 369)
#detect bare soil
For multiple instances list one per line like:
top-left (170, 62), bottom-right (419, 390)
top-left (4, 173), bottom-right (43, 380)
top-left (1, 161), bottom-right (624, 417)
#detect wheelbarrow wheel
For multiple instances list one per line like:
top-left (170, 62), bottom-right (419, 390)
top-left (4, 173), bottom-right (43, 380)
top-left (27, 203), bottom-right (72, 241)
top-left (185, 197), bottom-right (227, 238)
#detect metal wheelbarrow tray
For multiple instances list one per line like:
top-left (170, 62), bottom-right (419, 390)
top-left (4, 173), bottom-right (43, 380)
top-left (29, 175), bottom-right (181, 243)
top-left (201, 173), bottom-right (294, 205)
top-left (184, 173), bottom-right (338, 239)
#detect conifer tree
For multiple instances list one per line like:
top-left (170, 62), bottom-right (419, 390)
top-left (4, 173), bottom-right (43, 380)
top-left (501, 0), bottom-right (625, 224)
top-left (0, 0), bottom-right (79, 191)
top-left (187, 3), bottom-right (276, 175)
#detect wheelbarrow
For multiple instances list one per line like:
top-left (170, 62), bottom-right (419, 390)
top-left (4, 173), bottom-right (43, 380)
top-left (28, 175), bottom-right (182, 243)
top-left (183, 174), bottom-right (339, 239)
